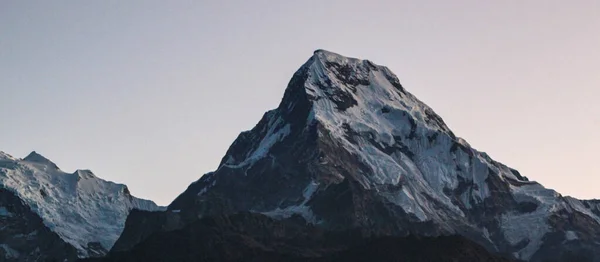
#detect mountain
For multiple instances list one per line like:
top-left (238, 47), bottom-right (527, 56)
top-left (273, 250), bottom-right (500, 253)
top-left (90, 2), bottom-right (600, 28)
top-left (0, 151), bottom-right (164, 261)
top-left (114, 50), bottom-right (599, 261)
top-left (88, 212), bottom-right (513, 262)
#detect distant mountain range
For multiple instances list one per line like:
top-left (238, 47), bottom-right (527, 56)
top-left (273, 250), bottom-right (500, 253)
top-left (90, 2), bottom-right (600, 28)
top-left (0, 151), bottom-right (163, 260)
top-left (3, 50), bottom-right (600, 262)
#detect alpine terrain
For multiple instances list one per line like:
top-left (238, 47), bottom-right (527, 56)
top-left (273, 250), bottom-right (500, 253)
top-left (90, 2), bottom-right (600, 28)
top-left (0, 151), bottom-right (163, 261)
top-left (103, 50), bottom-right (600, 262)
top-left (14, 49), bottom-right (600, 262)
top-left (107, 50), bottom-right (600, 262)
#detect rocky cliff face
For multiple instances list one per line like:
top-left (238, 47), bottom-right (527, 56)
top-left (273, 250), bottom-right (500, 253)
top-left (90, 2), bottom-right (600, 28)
top-left (0, 188), bottom-right (78, 261)
top-left (0, 151), bottom-right (164, 261)
top-left (114, 50), bottom-right (600, 261)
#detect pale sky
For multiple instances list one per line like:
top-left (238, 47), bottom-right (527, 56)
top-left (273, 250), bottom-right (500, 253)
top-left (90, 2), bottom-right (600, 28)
top-left (1, 1), bottom-right (598, 205)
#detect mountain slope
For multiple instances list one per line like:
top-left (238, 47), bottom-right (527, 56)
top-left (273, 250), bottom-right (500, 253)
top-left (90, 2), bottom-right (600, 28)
top-left (0, 151), bottom-right (164, 260)
top-left (0, 188), bottom-right (78, 261)
top-left (114, 50), bottom-right (600, 261)
top-left (89, 213), bottom-right (513, 262)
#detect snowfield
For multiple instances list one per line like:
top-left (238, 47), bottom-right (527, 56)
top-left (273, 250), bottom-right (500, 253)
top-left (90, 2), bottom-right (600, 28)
top-left (0, 151), bottom-right (164, 257)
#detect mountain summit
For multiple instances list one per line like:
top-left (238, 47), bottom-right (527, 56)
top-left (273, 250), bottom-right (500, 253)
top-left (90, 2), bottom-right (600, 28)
top-left (112, 50), bottom-right (600, 261)
top-left (0, 151), bottom-right (163, 261)
top-left (23, 151), bottom-right (60, 170)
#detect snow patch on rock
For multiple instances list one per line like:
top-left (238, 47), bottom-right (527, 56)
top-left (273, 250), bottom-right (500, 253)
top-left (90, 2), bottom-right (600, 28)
top-left (262, 181), bottom-right (319, 224)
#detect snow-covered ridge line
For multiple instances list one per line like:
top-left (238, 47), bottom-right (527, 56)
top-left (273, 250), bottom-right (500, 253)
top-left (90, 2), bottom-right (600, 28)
top-left (0, 151), bottom-right (164, 258)
top-left (211, 49), bottom-right (600, 260)
top-left (137, 50), bottom-right (600, 262)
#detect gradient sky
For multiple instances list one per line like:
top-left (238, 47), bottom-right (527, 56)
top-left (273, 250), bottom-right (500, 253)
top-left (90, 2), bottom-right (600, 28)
top-left (1, 1), bottom-right (598, 205)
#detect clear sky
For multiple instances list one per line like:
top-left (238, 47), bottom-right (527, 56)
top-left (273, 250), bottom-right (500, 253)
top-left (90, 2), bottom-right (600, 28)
top-left (1, 1), bottom-right (598, 205)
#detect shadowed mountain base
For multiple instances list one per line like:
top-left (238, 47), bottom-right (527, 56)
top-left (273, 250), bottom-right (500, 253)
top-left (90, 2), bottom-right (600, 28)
top-left (84, 212), bottom-right (513, 262)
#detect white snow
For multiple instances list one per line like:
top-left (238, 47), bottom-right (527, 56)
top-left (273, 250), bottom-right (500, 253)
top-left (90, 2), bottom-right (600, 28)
top-left (300, 50), bottom-right (598, 260)
top-left (197, 178), bottom-right (216, 197)
top-left (211, 50), bottom-right (600, 260)
top-left (0, 151), bottom-right (164, 257)
top-left (386, 187), bottom-right (429, 221)
top-left (262, 180), bottom-right (319, 224)
top-left (564, 196), bottom-right (600, 224)
top-left (262, 204), bottom-right (317, 224)
top-left (500, 183), bottom-right (562, 260)
top-left (223, 115), bottom-right (291, 169)
top-left (303, 50), bottom-right (470, 220)
top-left (500, 211), bottom-right (550, 259)
top-left (565, 231), bottom-right (578, 241)
top-left (302, 180), bottom-right (319, 199)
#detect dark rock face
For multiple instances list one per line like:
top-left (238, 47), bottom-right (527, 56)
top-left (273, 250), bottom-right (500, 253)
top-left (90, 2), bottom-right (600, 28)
top-left (327, 235), bottom-right (513, 262)
top-left (86, 213), bottom-right (513, 262)
top-left (114, 50), bottom-right (600, 261)
top-left (111, 210), bottom-right (183, 253)
top-left (0, 188), bottom-right (78, 262)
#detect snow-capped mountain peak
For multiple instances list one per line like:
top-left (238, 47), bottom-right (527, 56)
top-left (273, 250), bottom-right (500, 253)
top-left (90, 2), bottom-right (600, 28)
top-left (0, 151), bottom-right (164, 258)
top-left (22, 151), bottom-right (60, 170)
top-left (118, 50), bottom-right (600, 261)
top-left (281, 50), bottom-right (455, 138)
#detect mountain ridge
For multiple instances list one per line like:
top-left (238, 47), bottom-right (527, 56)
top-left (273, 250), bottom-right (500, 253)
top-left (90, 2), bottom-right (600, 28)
top-left (3, 50), bottom-right (595, 261)
top-left (0, 150), bottom-right (164, 260)
top-left (111, 50), bottom-right (600, 261)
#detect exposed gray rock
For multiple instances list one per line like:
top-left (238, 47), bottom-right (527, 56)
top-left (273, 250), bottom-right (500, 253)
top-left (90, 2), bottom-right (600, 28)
top-left (113, 50), bottom-right (600, 261)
